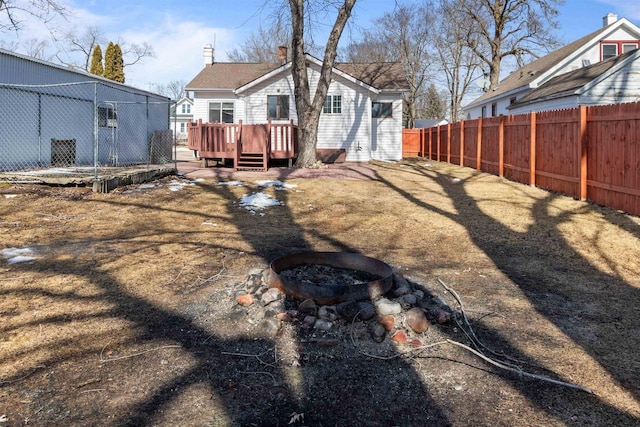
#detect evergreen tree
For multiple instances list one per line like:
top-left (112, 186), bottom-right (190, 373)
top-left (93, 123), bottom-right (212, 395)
top-left (103, 41), bottom-right (116, 80)
top-left (113, 43), bottom-right (125, 83)
top-left (89, 45), bottom-right (104, 76)
top-left (422, 83), bottom-right (447, 119)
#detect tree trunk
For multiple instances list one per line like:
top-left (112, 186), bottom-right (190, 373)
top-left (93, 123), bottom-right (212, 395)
top-left (288, 0), bottom-right (356, 168)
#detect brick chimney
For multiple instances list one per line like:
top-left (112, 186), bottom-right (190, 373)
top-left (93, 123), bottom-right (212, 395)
top-left (603, 13), bottom-right (618, 27)
top-left (204, 44), bottom-right (214, 66)
top-left (277, 46), bottom-right (288, 64)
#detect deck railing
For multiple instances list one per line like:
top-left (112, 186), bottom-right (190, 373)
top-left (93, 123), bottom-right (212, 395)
top-left (187, 119), bottom-right (297, 163)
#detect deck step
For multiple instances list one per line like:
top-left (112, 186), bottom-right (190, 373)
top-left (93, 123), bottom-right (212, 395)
top-left (236, 153), bottom-right (266, 171)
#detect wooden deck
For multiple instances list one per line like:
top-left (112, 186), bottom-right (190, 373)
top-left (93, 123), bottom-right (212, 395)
top-left (187, 120), bottom-right (298, 171)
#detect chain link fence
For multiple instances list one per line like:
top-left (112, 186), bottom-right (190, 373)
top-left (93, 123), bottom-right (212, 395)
top-left (0, 81), bottom-right (173, 180)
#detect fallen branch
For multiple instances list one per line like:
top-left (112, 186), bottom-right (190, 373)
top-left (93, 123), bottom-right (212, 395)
top-left (446, 339), bottom-right (594, 394)
top-left (0, 365), bottom-right (45, 385)
top-left (221, 348), bottom-right (278, 368)
top-left (99, 343), bottom-right (182, 363)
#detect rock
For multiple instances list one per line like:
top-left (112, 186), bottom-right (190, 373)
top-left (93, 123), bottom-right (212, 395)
top-left (413, 289), bottom-right (425, 300)
top-left (410, 338), bottom-right (423, 348)
top-left (314, 319), bottom-right (333, 331)
top-left (261, 287), bottom-right (282, 306)
top-left (375, 298), bottom-right (402, 316)
top-left (236, 294), bottom-right (254, 306)
top-left (275, 312), bottom-right (292, 322)
top-left (229, 309), bottom-right (247, 320)
top-left (393, 273), bottom-right (411, 296)
top-left (391, 330), bottom-right (408, 344)
top-left (405, 307), bottom-right (429, 333)
top-left (302, 315), bottom-right (317, 326)
top-left (318, 306), bottom-right (339, 321)
top-left (369, 323), bottom-right (386, 343)
top-left (336, 301), bottom-right (361, 321)
top-left (379, 315), bottom-right (395, 331)
top-left (435, 309), bottom-right (451, 325)
top-left (400, 294), bottom-right (417, 306)
top-left (259, 318), bottom-right (280, 337)
top-left (357, 302), bottom-right (376, 321)
top-left (298, 299), bottom-right (317, 316)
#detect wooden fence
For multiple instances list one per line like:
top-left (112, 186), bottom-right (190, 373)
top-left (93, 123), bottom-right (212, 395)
top-left (402, 102), bottom-right (640, 216)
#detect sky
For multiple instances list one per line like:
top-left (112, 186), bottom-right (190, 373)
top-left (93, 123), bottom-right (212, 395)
top-left (1, 0), bottom-right (639, 92)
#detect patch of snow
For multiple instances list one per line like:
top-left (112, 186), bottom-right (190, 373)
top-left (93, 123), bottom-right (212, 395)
top-left (255, 180), bottom-right (297, 190)
top-left (423, 163), bottom-right (434, 168)
top-left (3, 194), bottom-right (18, 198)
top-left (239, 192), bottom-right (283, 212)
top-left (168, 179), bottom-right (196, 192)
top-left (202, 222), bottom-right (217, 227)
top-left (1, 247), bottom-right (38, 264)
top-left (217, 181), bottom-right (244, 187)
top-left (452, 178), bottom-right (462, 183)
top-left (139, 183), bottom-right (157, 189)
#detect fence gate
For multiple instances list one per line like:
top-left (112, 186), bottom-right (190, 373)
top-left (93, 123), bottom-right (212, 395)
top-left (97, 102), bottom-right (118, 166)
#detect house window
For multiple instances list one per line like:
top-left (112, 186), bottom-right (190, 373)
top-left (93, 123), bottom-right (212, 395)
top-left (491, 102), bottom-right (498, 116)
top-left (180, 122), bottom-right (186, 133)
top-left (181, 104), bottom-right (191, 114)
top-left (509, 97), bottom-right (517, 105)
top-left (209, 102), bottom-right (234, 123)
top-left (323, 95), bottom-right (342, 114)
top-left (372, 102), bottom-right (392, 118)
top-left (602, 44), bottom-right (618, 60)
top-left (267, 95), bottom-right (289, 120)
top-left (622, 43), bottom-right (638, 54)
top-left (481, 106), bottom-right (487, 118)
top-left (98, 106), bottom-right (117, 128)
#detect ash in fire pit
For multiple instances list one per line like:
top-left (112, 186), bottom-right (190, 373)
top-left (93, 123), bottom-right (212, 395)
top-left (269, 252), bottom-right (394, 304)
top-left (278, 264), bottom-right (381, 287)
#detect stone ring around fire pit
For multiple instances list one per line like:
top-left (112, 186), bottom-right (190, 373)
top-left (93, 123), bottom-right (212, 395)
top-left (268, 252), bottom-right (394, 305)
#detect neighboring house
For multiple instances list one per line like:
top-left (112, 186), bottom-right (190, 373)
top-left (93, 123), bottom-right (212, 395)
top-left (463, 13), bottom-right (640, 119)
top-left (185, 45), bottom-right (409, 162)
top-left (0, 48), bottom-right (170, 171)
top-left (414, 118), bottom-right (449, 128)
top-left (509, 48), bottom-right (640, 113)
top-left (170, 97), bottom-right (194, 142)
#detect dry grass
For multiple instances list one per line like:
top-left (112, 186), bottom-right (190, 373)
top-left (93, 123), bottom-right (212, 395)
top-left (1, 159), bottom-right (639, 426)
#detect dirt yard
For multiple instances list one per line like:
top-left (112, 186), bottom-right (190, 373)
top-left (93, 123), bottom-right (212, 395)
top-left (1, 158), bottom-right (639, 426)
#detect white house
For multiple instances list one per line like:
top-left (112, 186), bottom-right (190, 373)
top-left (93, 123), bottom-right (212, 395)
top-left (170, 97), bottom-right (194, 142)
top-left (0, 48), bottom-right (170, 171)
top-left (185, 45), bottom-right (409, 162)
top-left (463, 13), bottom-right (640, 119)
top-left (509, 48), bottom-right (640, 113)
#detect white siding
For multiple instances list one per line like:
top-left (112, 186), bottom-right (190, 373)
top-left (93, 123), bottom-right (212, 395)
top-left (371, 93), bottom-right (402, 161)
top-left (192, 90), bottom-right (244, 124)
top-left (580, 59), bottom-right (640, 104)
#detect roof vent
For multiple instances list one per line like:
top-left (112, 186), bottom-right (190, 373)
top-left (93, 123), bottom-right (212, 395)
top-left (603, 13), bottom-right (618, 27)
top-left (582, 59), bottom-right (591, 67)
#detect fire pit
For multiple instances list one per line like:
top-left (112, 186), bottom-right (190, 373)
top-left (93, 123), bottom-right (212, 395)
top-left (269, 252), bottom-right (394, 304)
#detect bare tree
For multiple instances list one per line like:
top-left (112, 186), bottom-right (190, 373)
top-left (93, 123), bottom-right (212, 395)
top-left (0, 0), bottom-right (66, 32)
top-left (22, 37), bottom-right (52, 60)
top-left (227, 23), bottom-right (290, 62)
top-left (433, 0), bottom-right (482, 121)
top-left (55, 26), bottom-right (105, 71)
top-left (151, 79), bottom-right (186, 100)
top-left (53, 26), bottom-right (155, 72)
top-left (456, 0), bottom-right (563, 89)
top-left (287, 0), bottom-right (357, 168)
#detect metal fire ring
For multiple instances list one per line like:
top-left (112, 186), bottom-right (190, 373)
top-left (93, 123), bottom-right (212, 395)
top-left (269, 251), bottom-right (393, 305)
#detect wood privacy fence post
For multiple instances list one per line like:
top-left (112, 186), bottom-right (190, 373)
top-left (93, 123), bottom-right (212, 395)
top-left (529, 112), bottom-right (536, 186)
top-left (437, 124), bottom-right (441, 161)
top-left (459, 121), bottom-right (465, 166)
top-left (579, 106), bottom-right (588, 200)
top-left (428, 126), bottom-right (433, 159)
top-left (476, 117), bottom-right (483, 170)
top-left (447, 122), bottom-right (451, 163)
top-left (419, 128), bottom-right (424, 157)
top-left (498, 116), bottom-right (505, 177)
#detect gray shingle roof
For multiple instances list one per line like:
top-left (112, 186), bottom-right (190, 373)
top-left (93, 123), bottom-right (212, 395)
top-left (510, 48), bottom-right (640, 107)
top-left (466, 21), bottom-right (631, 107)
top-left (186, 60), bottom-right (409, 91)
